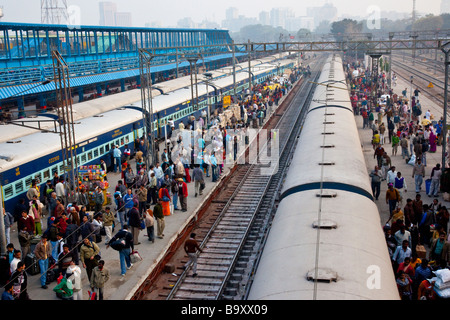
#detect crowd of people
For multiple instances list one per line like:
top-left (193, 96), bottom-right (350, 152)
top-left (1, 64), bottom-right (305, 300)
top-left (345, 59), bottom-right (450, 300)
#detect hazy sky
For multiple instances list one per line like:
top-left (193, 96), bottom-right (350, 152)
top-left (0, 0), bottom-right (443, 27)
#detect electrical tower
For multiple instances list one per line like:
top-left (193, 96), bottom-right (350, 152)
top-left (41, 0), bottom-right (69, 24)
top-left (52, 50), bottom-right (79, 205)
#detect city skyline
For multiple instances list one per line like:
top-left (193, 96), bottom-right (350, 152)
top-left (0, 0), bottom-right (444, 30)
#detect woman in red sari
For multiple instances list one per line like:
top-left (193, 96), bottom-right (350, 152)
top-left (429, 130), bottom-right (437, 153)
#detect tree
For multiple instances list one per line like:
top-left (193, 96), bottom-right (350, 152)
top-left (412, 14), bottom-right (444, 31)
top-left (330, 19), bottom-right (363, 40)
top-left (297, 28), bottom-right (311, 40)
top-left (232, 24), bottom-right (289, 43)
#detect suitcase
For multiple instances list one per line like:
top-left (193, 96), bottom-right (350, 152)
top-left (25, 253), bottom-right (40, 275)
top-left (46, 268), bottom-right (57, 283)
top-left (416, 245), bottom-right (427, 259)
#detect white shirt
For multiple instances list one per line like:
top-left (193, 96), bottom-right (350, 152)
top-left (154, 166), bottom-right (163, 179)
top-left (67, 265), bottom-right (82, 290)
top-left (55, 182), bottom-right (65, 198)
top-left (387, 170), bottom-right (398, 185)
top-left (425, 111), bottom-right (431, 120)
top-left (10, 257), bottom-right (20, 274)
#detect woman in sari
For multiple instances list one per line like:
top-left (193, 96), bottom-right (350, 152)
top-left (429, 130), bottom-right (437, 153)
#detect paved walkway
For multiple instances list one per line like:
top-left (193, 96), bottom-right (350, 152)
top-left (357, 74), bottom-right (448, 230)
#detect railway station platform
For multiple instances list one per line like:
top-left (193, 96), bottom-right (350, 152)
top-left (357, 73), bottom-right (448, 240)
top-left (5, 74), bottom-right (301, 300)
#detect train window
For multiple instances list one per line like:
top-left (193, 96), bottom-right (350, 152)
top-left (93, 149), bottom-right (99, 158)
top-left (105, 144), bottom-right (110, 152)
top-left (34, 173), bottom-right (42, 184)
top-left (52, 167), bottom-right (58, 176)
top-left (87, 152), bottom-right (93, 161)
top-left (59, 164), bottom-right (65, 174)
top-left (115, 140), bottom-right (119, 146)
top-left (110, 143), bottom-right (115, 150)
top-left (81, 154), bottom-right (87, 163)
top-left (25, 177), bottom-right (33, 189)
top-left (120, 138), bottom-right (124, 145)
top-left (15, 181), bottom-right (24, 194)
top-left (4, 185), bottom-right (13, 199)
top-left (43, 169), bottom-right (50, 180)
top-left (125, 136), bottom-right (130, 144)
top-left (100, 146), bottom-right (104, 155)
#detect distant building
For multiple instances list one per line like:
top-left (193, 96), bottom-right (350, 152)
top-left (306, 3), bottom-right (338, 28)
top-left (178, 17), bottom-right (196, 28)
top-left (226, 7), bottom-right (239, 20)
top-left (259, 11), bottom-right (270, 25)
top-left (99, 1), bottom-right (117, 26)
top-left (270, 7), bottom-right (294, 29)
top-left (115, 12), bottom-right (132, 27)
top-left (441, 0), bottom-right (450, 14)
top-left (285, 17), bottom-right (315, 32)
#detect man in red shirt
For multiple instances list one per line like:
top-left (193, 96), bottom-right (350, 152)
top-left (183, 233), bottom-right (202, 277)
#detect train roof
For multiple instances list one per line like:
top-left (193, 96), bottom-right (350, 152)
top-left (248, 190), bottom-right (399, 300)
top-left (0, 107), bottom-right (143, 173)
top-left (0, 56), bottom-right (298, 172)
top-left (247, 54), bottom-right (398, 300)
top-left (0, 53), bottom-right (292, 143)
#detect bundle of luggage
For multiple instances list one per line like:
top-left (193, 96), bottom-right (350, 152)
top-left (433, 269), bottom-right (450, 298)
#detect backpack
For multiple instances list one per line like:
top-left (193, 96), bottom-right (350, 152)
top-left (109, 238), bottom-right (126, 251)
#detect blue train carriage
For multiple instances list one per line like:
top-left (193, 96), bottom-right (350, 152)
top-left (0, 57), bottom-right (297, 213)
top-left (0, 107), bottom-right (143, 213)
top-left (0, 53), bottom-right (293, 145)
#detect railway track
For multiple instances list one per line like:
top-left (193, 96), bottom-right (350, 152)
top-left (159, 56), bottom-right (325, 300)
top-left (391, 54), bottom-right (447, 111)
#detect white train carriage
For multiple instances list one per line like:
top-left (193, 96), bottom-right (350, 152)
top-left (247, 55), bottom-right (399, 300)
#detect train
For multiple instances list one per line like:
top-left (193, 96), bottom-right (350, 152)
top-left (246, 54), bottom-right (399, 300)
top-left (0, 52), bottom-right (293, 143)
top-left (0, 54), bottom-right (298, 213)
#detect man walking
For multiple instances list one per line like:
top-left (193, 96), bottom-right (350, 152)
top-left (153, 199), bottom-right (165, 239)
top-left (34, 234), bottom-right (52, 289)
top-left (183, 233), bottom-right (203, 277)
top-left (89, 260), bottom-right (110, 300)
top-left (412, 158), bottom-right (425, 193)
top-left (107, 224), bottom-right (134, 278)
top-left (370, 165), bottom-right (382, 200)
top-left (192, 164), bottom-right (205, 197)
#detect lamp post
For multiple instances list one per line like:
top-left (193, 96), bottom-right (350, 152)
top-left (409, 76), bottom-right (413, 123)
top-left (203, 72), bottom-right (213, 127)
top-left (441, 41), bottom-right (450, 168)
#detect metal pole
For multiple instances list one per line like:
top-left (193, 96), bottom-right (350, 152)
top-left (248, 40), bottom-right (252, 95)
top-left (232, 40), bottom-right (236, 99)
top-left (442, 46), bottom-right (450, 168)
top-left (176, 47), bottom-right (179, 78)
top-left (0, 189), bottom-right (6, 254)
top-left (388, 33), bottom-right (394, 89)
top-left (410, 76), bottom-right (413, 123)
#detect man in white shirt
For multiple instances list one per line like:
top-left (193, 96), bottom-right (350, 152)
top-left (386, 166), bottom-right (398, 187)
top-left (10, 250), bottom-right (21, 274)
top-left (55, 178), bottom-right (65, 201)
top-left (154, 163), bottom-right (164, 188)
